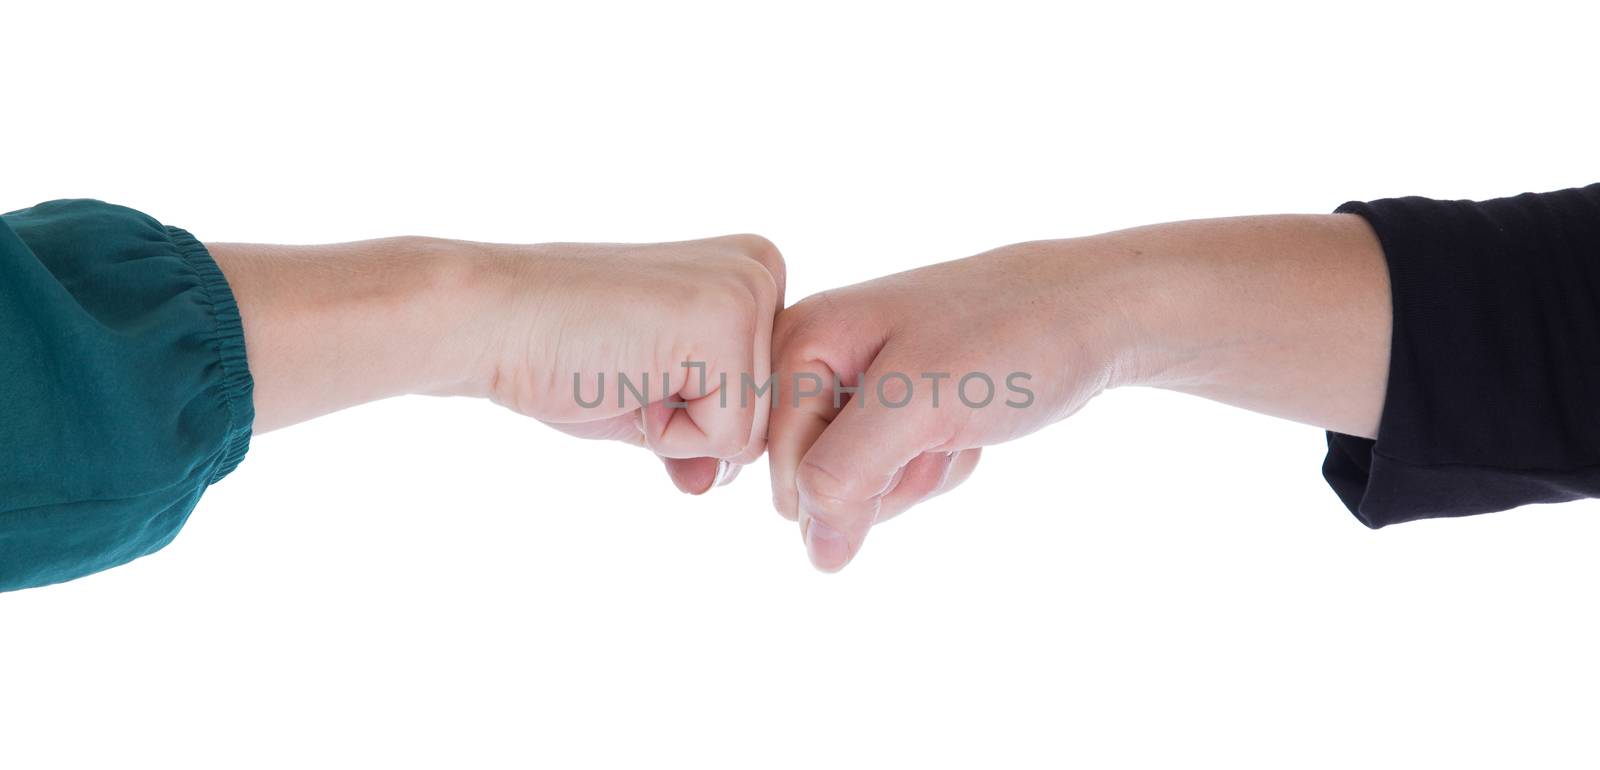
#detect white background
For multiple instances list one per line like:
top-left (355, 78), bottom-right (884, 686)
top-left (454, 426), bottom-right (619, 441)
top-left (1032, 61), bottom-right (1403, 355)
top-left (4, 1), bottom-right (1599, 767)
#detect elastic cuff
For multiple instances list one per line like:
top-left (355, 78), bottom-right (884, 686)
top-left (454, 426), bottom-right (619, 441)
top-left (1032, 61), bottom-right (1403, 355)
top-left (167, 225), bottom-right (255, 484)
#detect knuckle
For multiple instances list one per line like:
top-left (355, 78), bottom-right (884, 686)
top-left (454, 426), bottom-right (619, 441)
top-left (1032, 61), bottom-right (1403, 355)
top-left (728, 259), bottom-right (779, 312)
top-left (773, 290), bottom-right (836, 353)
top-left (682, 276), bottom-right (759, 333)
top-left (728, 232), bottom-right (783, 266)
top-left (773, 331), bottom-right (827, 374)
top-left (721, 281), bottom-right (763, 336)
top-left (772, 308), bottom-right (806, 354)
top-left (721, 234), bottom-right (785, 304)
top-left (795, 458), bottom-right (857, 507)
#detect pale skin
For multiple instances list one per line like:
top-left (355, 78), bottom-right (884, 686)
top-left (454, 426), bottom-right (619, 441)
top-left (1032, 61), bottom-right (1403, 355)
top-left (211, 234), bottom-right (787, 494)
top-left (209, 213), bottom-right (1390, 572)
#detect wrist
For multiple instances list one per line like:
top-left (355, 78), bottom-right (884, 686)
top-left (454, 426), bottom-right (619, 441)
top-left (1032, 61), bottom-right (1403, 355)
top-left (1063, 230), bottom-right (1237, 392)
top-left (380, 236), bottom-right (521, 399)
top-left (983, 237), bottom-right (1183, 394)
top-left (214, 235), bottom-right (514, 431)
top-left (1058, 214), bottom-right (1391, 435)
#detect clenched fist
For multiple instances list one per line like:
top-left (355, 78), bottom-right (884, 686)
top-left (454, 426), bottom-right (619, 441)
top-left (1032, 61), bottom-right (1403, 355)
top-left (767, 214), bottom-right (1390, 571)
top-left (219, 233), bottom-right (786, 495)
top-left (768, 242), bottom-right (1131, 571)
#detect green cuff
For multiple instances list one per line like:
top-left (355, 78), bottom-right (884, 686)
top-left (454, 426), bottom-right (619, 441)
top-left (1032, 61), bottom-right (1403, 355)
top-left (166, 224), bottom-right (254, 483)
top-left (0, 199), bottom-right (255, 591)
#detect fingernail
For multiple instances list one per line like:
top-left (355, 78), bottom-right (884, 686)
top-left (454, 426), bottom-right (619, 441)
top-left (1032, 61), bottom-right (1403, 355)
top-left (803, 517), bottom-right (851, 573)
top-left (714, 460), bottom-right (741, 487)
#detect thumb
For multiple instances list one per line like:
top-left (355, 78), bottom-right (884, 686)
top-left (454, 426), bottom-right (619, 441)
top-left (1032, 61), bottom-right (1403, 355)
top-left (795, 360), bottom-right (943, 572)
top-left (663, 456), bottom-right (736, 495)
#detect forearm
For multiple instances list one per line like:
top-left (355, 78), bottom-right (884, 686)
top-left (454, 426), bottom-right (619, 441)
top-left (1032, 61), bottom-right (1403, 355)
top-left (1066, 213), bottom-right (1392, 438)
top-left (210, 232), bottom-right (786, 451)
top-left (209, 237), bottom-right (508, 432)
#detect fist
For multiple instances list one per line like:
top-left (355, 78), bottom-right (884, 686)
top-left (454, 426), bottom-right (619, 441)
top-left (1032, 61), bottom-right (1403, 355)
top-left (767, 242), bottom-right (1130, 571)
top-left (483, 234), bottom-right (786, 494)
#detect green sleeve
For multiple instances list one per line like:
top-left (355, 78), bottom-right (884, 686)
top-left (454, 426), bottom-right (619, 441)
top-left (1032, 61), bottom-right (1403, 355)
top-left (0, 199), bottom-right (254, 592)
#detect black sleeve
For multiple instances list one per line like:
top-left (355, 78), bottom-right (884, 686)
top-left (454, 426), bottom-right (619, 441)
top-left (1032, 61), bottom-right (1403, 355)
top-left (1323, 183), bottom-right (1600, 528)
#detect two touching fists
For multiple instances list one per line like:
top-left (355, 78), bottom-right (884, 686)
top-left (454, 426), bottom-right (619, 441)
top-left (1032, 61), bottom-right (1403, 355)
top-left (7, 203), bottom-right (1388, 593)
top-left (224, 215), bottom-right (1389, 574)
top-left (499, 234), bottom-right (1125, 572)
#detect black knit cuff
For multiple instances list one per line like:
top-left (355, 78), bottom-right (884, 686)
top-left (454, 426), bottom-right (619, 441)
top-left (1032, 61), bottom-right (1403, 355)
top-left (1324, 184), bottom-right (1600, 527)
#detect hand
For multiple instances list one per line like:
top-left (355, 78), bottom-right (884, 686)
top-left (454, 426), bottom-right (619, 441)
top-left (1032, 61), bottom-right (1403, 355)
top-left (768, 242), bottom-right (1132, 571)
top-left (769, 215), bottom-right (1390, 571)
top-left (483, 235), bottom-right (786, 493)
top-left (213, 233), bottom-right (785, 495)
